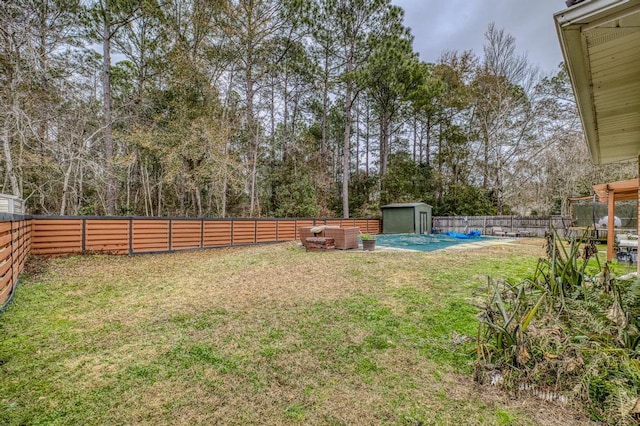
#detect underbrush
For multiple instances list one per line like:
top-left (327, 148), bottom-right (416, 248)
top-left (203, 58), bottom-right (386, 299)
top-left (476, 229), bottom-right (640, 424)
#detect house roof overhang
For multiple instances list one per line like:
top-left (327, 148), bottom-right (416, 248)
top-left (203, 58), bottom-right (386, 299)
top-left (555, 0), bottom-right (640, 164)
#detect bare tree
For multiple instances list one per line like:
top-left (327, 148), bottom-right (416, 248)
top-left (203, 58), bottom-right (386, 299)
top-left (472, 23), bottom-right (540, 214)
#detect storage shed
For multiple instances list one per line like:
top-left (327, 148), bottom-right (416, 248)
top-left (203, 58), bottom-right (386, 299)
top-left (0, 194), bottom-right (25, 214)
top-left (381, 203), bottom-right (432, 234)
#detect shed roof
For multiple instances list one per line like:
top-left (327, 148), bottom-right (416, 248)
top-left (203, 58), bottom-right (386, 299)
top-left (0, 194), bottom-right (22, 200)
top-left (381, 203), bottom-right (430, 209)
top-left (555, 0), bottom-right (640, 164)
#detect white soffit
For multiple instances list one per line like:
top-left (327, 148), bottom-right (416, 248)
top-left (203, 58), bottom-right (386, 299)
top-left (555, 0), bottom-right (640, 164)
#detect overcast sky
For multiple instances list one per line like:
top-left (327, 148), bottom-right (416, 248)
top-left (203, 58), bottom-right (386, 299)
top-left (391, 1), bottom-right (567, 75)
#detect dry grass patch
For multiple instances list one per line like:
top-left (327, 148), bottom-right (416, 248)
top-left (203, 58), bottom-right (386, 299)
top-left (0, 240), bottom-right (596, 425)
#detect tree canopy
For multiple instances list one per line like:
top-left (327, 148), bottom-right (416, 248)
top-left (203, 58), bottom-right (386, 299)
top-left (0, 0), bottom-right (632, 217)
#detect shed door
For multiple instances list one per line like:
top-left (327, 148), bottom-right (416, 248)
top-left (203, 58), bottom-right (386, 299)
top-left (419, 212), bottom-right (429, 234)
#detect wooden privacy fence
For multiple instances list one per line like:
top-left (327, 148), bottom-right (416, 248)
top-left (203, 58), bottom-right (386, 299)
top-left (0, 215), bottom-right (379, 308)
top-left (432, 215), bottom-right (571, 237)
top-left (0, 215), bottom-right (31, 307)
top-left (30, 216), bottom-right (381, 256)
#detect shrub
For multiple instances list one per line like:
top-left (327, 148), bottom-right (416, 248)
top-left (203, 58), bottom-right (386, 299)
top-left (476, 228), bottom-right (640, 424)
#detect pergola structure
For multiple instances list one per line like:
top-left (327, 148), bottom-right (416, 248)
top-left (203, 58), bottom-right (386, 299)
top-left (592, 178), bottom-right (638, 261)
top-left (555, 0), bottom-right (640, 273)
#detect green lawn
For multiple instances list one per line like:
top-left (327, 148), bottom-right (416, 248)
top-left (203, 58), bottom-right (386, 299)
top-left (0, 240), bottom-right (604, 425)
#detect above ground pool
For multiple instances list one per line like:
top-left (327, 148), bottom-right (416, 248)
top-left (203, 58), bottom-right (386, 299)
top-left (374, 233), bottom-right (490, 252)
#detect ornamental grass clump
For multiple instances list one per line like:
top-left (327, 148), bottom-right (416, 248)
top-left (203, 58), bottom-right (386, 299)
top-left (475, 228), bottom-right (640, 424)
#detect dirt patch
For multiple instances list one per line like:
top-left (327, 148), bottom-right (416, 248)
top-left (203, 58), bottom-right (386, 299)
top-left (457, 376), bottom-right (596, 426)
top-left (21, 255), bottom-right (51, 281)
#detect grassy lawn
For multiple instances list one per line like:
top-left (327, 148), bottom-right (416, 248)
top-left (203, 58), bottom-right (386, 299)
top-left (0, 239), bottom-right (607, 425)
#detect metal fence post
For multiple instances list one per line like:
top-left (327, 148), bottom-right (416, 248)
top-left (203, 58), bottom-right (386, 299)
top-left (200, 218), bottom-right (204, 248)
top-left (128, 217), bottom-right (133, 255)
top-left (81, 218), bottom-right (86, 252)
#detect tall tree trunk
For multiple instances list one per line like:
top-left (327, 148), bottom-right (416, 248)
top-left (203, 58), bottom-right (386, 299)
top-left (250, 131), bottom-right (259, 217)
top-left (321, 48), bottom-right (329, 154)
top-left (157, 173), bottom-right (162, 217)
top-left (412, 115), bottom-right (417, 163)
top-left (60, 159), bottom-right (74, 215)
top-left (419, 118), bottom-right (424, 163)
top-left (437, 121), bottom-right (443, 175)
top-left (269, 74), bottom-right (276, 160)
top-left (496, 155), bottom-right (503, 214)
top-left (37, 28), bottom-right (49, 148)
top-left (355, 98), bottom-right (360, 171)
top-left (245, 36), bottom-right (258, 217)
top-left (380, 112), bottom-right (390, 177)
top-left (365, 102), bottom-right (370, 177)
top-left (3, 52), bottom-right (21, 198)
top-left (76, 160), bottom-right (84, 215)
top-left (221, 174), bottom-right (228, 218)
top-left (282, 68), bottom-right (289, 160)
top-left (220, 142), bottom-right (229, 218)
top-left (221, 68), bottom-right (235, 218)
top-left (1, 116), bottom-right (20, 198)
top-left (425, 115), bottom-right (431, 166)
top-left (342, 79), bottom-right (353, 219)
top-left (142, 164), bottom-right (149, 216)
top-left (102, 6), bottom-right (116, 215)
top-left (291, 96), bottom-right (299, 139)
top-left (194, 188), bottom-right (202, 217)
top-left (482, 125), bottom-right (489, 189)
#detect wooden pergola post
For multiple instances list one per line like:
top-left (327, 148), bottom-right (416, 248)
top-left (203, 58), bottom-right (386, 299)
top-left (607, 188), bottom-right (615, 262)
top-left (592, 177), bottom-right (640, 271)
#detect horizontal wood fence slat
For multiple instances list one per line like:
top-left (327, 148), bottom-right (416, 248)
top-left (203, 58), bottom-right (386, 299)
top-left (32, 218), bottom-right (81, 255)
top-left (277, 220), bottom-right (295, 241)
top-left (256, 222), bottom-right (277, 243)
top-left (204, 221), bottom-right (232, 247)
top-left (86, 219), bottom-right (129, 254)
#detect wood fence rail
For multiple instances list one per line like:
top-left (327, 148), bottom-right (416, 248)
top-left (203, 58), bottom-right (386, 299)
top-left (432, 215), bottom-right (571, 237)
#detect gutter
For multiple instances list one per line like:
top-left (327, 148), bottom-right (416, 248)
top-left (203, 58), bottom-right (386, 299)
top-left (555, 0), bottom-right (639, 27)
